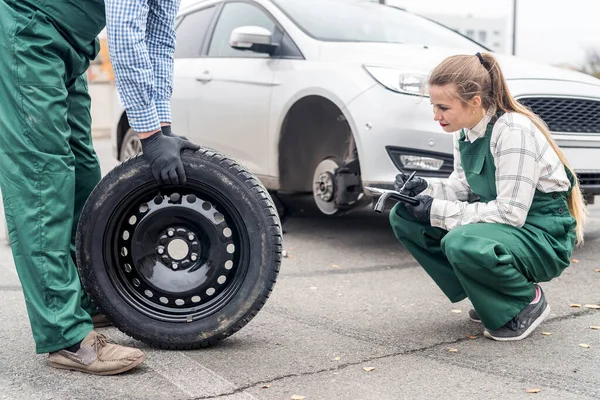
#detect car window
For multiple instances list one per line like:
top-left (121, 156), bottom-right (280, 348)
top-left (174, 6), bottom-right (216, 58)
top-left (208, 2), bottom-right (276, 58)
top-left (273, 0), bottom-right (484, 50)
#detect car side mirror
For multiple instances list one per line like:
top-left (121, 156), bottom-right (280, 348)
top-left (229, 26), bottom-right (279, 56)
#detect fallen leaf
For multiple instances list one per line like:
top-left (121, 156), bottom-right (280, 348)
top-left (291, 396), bottom-right (305, 400)
top-left (262, 384), bottom-right (272, 389)
top-left (333, 356), bottom-right (341, 361)
top-left (448, 348), bottom-right (459, 353)
top-left (571, 259), bottom-right (579, 263)
top-left (451, 309), bottom-right (462, 314)
top-left (590, 326), bottom-right (600, 330)
top-left (584, 304), bottom-right (600, 309)
top-left (363, 367), bottom-right (375, 371)
top-left (526, 388), bottom-right (542, 393)
top-left (541, 332), bottom-right (552, 336)
top-left (579, 343), bottom-right (591, 348)
top-left (570, 304), bottom-right (582, 308)
top-left (331, 264), bottom-right (341, 269)
top-left (467, 335), bottom-right (478, 340)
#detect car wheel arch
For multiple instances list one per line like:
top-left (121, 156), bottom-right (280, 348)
top-left (276, 94), bottom-right (363, 193)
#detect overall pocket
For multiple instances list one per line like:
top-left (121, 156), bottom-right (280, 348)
top-left (14, 10), bottom-right (68, 86)
top-left (461, 154), bottom-right (496, 201)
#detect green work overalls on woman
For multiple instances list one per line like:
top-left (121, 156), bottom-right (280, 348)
top-left (389, 113), bottom-right (576, 330)
top-left (0, 0), bottom-right (105, 353)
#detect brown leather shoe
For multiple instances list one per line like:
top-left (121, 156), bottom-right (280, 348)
top-left (92, 314), bottom-right (112, 328)
top-left (48, 331), bottom-right (146, 375)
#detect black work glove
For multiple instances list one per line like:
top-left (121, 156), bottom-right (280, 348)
top-left (405, 195), bottom-right (433, 224)
top-left (140, 131), bottom-right (200, 185)
top-left (394, 173), bottom-right (428, 196)
top-left (161, 124), bottom-right (188, 140)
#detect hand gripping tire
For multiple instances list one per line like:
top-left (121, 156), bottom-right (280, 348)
top-left (76, 149), bottom-right (282, 349)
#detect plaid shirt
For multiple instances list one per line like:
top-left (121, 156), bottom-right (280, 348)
top-left (105, 0), bottom-right (180, 133)
top-left (423, 109), bottom-right (571, 231)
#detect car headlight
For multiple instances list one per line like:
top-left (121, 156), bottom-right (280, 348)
top-left (363, 65), bottom-right (429, 96)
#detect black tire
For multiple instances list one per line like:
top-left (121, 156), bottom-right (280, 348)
top-left (76, 148), bottom-right (282, 349)
top-left (268, 190), bottom-right (290, 224)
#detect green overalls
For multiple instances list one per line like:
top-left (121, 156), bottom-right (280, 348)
top-left (390, 114), bottom-right (576, 330)
top-left (0, 0), bottom-right (105, 353)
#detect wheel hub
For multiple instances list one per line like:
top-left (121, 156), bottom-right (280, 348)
top-left (106, 187), bottom-right (248, 322)
top-left (156, 226), bottom-right (199, 269)
top-left (167, 238), bottom-right (189, 261)
top-left (312, 158), bottom-right (342, 215)
top-left (315, 171), bottom-right (335, 202)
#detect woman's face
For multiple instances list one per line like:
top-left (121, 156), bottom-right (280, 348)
top-left (429, 84), bottom-right (482, 133)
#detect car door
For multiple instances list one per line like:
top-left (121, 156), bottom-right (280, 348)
top-left (187, 1), bottom-right (277, 176)
top-left (171, 5), bottom-right (219, 139)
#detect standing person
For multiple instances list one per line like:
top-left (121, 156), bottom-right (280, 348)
top-left (390, 52), bottom-right (587, 341)
top-left (104, 0), bottom-right (200, 185)
top-left (0, 0), bottom-right (146, 374)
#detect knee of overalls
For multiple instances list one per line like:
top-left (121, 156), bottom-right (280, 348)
top-left (440, 224), bottom-right (513, 270)
top-left (389, 202), bottom-right (415, 238)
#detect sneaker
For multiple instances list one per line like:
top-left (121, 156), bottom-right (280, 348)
top-left (48, 331), bottom-right (146, 375)
top-left (483, 286), bottom-right (550, 341)
top-left (468, 309), bottom-right (481, 323)
top-left (92, 314), bottom-right (112, 329)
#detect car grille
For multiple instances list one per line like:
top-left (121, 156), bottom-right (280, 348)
top-left (518, 97), bottom-right (600, 134)
top-left (577, 171), bottom-right (600, 187)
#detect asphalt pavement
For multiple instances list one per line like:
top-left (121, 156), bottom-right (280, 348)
top-left (0, 138), bottom-right (598, 400)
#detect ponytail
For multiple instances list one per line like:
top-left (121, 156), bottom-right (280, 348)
top-left (429, 53), bottom-right (588, 245)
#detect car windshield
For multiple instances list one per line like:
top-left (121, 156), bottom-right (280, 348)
top-left (272, 0), bottom-right (485, 50)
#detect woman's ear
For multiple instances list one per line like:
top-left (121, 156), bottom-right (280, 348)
top-left (468, 95), bottom-right (482, 113)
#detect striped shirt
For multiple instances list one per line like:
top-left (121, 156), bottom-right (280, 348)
top-left (422, 109), bottom-right (571, 231)
top-left (105, 0), bottom-right (180, 133)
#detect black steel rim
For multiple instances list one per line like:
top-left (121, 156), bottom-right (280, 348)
top-left (103, 179), bottom-right (250, 323)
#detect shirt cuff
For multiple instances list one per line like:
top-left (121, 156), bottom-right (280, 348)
top-left (430, 198), bottom-right (447, 230)
top-left (127, 105), bottom-right (161, 133)
top-left (155, 99), bottom-right (172, 124)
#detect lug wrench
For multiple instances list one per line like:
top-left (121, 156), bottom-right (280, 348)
top-left (365, 187), bottom-right (420, 213)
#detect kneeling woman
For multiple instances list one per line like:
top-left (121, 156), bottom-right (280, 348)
top-left (390, 52), bottom-right (587, 341)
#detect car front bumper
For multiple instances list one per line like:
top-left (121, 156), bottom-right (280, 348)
top-left (345, 84), bottom-right (454, 190)
top-left (345, 82), bottom-right (600, 198)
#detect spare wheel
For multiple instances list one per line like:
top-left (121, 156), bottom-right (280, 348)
top-left (76, 148), bottom-right (282, 349)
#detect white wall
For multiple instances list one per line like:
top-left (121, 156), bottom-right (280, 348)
top-left (89, 83), bottom-right (117, 139)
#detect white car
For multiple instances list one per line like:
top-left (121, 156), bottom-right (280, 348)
top-left (112, 0), bottom-right (600, 216)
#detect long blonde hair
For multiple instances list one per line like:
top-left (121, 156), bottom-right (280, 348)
top-left (428, 52), bottom-right (587, 245)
